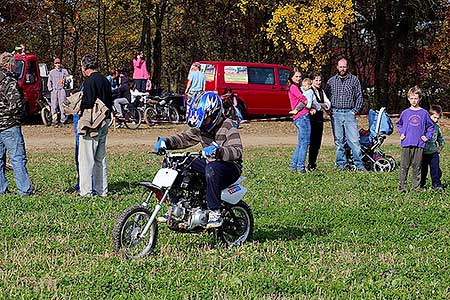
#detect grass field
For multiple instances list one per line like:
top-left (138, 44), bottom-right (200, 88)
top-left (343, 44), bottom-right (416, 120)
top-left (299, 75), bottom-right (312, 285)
top-left (0, 142), bottom-right (449, 299)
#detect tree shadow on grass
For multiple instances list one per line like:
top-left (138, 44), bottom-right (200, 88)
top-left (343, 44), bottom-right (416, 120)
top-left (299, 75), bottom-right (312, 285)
top-left (254, 224), bottom-right (331, 243)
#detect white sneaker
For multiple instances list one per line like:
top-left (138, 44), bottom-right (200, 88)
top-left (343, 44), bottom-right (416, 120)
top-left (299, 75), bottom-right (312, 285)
top-left (206, 210), bottom-right (223, 228)
top-left (157, 213), bottom-right (169, 223)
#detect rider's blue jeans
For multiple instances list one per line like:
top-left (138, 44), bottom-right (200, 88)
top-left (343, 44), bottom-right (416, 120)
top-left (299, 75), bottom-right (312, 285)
top-left (190, 158), bottom-right (241, 210)
top-left (332, 109), bottom-right (364, 169)
top-left (0, 126), bottom-right (32, 196)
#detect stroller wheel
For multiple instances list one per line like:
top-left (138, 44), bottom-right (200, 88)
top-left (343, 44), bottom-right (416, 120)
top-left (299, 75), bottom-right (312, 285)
top-left (385, 155), bottom-right (396, 170)
top-left (373, 158), bottom-right (391, 172)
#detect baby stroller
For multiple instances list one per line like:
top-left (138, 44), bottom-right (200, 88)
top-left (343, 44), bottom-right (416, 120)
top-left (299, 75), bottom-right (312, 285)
top-left (345, 107), bottom-right (396, 172)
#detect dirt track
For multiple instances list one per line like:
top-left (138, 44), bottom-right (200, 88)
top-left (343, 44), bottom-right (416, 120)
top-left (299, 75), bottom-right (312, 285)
top-left (22, 117), bottom-right (407, 153)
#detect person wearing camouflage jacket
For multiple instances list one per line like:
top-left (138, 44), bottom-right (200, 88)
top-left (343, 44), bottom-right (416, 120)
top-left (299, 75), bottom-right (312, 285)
top-left (0, 52), bottom-right (32, 196)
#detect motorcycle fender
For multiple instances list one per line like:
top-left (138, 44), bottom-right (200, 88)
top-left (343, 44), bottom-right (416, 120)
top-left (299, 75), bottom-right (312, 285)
top-left (152, 168), bottom-right (178, 188)
top-left (137, 182), bottom-right (164, 201)
top-left (221, 184), bottom-right (247, 205)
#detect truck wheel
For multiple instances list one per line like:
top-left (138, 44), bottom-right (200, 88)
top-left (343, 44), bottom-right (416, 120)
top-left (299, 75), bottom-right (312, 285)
top-left (41, 106), bottom-right (52, 126)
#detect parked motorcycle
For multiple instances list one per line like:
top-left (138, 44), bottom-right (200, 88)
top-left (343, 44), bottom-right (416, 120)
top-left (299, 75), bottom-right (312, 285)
top-left (144, 95), bottom-right (180, 126)
top-left (113, 150), bottom-right (253, 258)
top-left (221, 88), bottom-right (243, 127)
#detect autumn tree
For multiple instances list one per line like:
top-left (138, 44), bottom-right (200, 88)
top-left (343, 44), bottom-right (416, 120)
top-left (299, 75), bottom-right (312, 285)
top-left (239, 0), bottom-right (355, 73)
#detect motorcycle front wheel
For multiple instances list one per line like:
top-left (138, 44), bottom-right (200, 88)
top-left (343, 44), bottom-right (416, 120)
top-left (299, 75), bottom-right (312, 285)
top-left (123, 107), bottom-right (142, 130)
top-left (144, 106), bottom-right (158, 127)
top-left (168, 106), bottom-right (180, 123)
top-left (218, 201), bottom-right (253, 246)
top-left (113, 205), bottom-right (158, 258)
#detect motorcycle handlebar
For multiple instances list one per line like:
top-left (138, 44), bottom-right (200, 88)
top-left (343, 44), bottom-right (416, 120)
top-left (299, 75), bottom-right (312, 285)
top-left (153, 149), bottom-right (202, 158)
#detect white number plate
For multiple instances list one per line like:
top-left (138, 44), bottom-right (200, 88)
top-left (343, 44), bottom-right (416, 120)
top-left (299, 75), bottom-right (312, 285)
top-left (152, 168), bottom-right (178, 188)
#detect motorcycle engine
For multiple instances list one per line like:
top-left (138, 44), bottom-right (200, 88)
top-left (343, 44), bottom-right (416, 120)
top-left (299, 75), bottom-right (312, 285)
top-left (167, 164), bottom-right (208, 231)
top-left (188, 208), bottom-right (208, 229)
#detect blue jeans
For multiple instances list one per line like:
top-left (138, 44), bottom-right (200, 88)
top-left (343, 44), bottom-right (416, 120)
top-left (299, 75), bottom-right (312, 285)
top-left (190, 158), bottom-right (241, 210)
top-left (0, 126), bottom-right (32, 196)
top-left (135, 79), bottom-right (147, 92)
top-left (332, 109), bottom-right (364, 169)
top-left (290, 114), bottom-right (311, 171)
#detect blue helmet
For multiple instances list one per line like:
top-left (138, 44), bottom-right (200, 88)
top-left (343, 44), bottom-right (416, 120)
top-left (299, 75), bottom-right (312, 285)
top-left (186, 92), bottom-right (223, 132)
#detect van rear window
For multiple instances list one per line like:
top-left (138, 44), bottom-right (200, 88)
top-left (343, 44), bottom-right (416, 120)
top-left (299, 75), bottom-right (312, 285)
top-left (278, 69), bottom-right (290, 86)
top-left (248, 67), bottom-right (275, 85)
top-left (224, 66), bottom-right (248, 84)
top-left (200, 64), bottom-right (215, 81)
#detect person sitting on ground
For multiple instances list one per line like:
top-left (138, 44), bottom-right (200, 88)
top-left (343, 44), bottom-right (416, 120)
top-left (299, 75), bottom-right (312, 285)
top-left (153, 92), bottom-right (243, 228)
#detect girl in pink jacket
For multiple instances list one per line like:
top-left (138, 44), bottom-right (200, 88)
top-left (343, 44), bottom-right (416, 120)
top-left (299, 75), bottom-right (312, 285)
top-left (133, 50), bottom-right (149, 92)
top-left (288, 69), bottom-right (311, 173)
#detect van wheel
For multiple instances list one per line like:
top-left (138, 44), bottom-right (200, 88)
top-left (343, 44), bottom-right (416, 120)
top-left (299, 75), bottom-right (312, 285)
top-left (236, 100), bottom-right (247, 120)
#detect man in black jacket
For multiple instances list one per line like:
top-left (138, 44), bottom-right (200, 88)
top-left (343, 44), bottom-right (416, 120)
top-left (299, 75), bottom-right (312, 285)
top-left (0, 52), bottom-right (32, 196)
top-left (78, 53), bottom-right (112, 197)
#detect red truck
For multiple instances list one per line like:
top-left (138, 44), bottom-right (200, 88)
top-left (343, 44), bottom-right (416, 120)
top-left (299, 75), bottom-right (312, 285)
top-left (14, 54), bottom-right (53, 124)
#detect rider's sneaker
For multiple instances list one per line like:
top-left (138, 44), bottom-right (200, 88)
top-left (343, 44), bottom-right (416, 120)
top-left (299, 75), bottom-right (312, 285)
top-left (206, 210), bottom-right (223, 228)
top-left (157, 213), bottom-right (169, 223)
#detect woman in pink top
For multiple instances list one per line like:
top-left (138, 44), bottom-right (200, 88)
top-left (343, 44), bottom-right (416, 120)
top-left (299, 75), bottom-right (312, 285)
top-left (133, 50), bottom-right (149, 92)
top-left (288, 69), bottom-right (311, 173)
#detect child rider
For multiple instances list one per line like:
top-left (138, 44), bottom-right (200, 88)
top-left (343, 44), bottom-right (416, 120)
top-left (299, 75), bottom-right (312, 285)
top-left (153, 92), bottom-right (243, 228)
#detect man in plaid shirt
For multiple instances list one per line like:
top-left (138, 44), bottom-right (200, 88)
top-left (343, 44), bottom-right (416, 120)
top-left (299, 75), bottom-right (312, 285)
top-left (325, 58), bottom-right (365, 171)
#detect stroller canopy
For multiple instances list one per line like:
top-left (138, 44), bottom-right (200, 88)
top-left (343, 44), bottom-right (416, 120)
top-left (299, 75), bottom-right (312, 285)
top-left (368, 107), bottom-right (393, 138)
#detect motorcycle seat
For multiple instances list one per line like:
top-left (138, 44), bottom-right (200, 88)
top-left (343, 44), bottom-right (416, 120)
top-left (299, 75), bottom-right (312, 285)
top-left (227, 176), bottom-right (246, 187)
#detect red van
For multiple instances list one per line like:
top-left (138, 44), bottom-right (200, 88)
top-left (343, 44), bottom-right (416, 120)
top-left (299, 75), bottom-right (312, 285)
top-left (14, 54), bottom-right (42, 115)
top-left (195, 61), bottom-right (291, 117)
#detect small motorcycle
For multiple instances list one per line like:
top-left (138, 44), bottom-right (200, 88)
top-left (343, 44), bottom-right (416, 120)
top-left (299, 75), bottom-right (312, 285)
top-left (113, 150), bottom-right (254, 258)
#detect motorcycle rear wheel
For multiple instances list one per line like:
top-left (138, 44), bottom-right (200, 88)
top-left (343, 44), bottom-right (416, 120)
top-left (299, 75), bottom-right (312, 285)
top-left (218, 201), bottom-right (253, 246)
top-left (113, 205), bottom-right (158, 258)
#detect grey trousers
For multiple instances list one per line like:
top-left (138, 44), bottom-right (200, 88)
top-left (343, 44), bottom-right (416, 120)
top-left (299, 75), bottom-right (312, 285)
top-left (51, 89), bottom-right (67, 123)
top-left (78, 122), bottom-right (109, 196)
top-left (113, 98), bottom-right (128, 117)
top-left (399, 147), bottom-right (423, 191)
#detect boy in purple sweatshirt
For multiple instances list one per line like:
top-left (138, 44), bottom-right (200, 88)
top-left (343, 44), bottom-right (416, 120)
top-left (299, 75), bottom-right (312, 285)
top-left (396, 86), bottom-right (435, 192)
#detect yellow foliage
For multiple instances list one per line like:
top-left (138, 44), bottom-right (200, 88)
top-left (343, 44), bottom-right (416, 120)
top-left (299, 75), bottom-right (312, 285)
top-left (240, 0), bottom-right (355, 72)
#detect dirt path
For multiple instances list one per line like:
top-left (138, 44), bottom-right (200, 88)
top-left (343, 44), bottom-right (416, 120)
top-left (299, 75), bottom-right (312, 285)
top-left (22, 117), bottom-right (409, 153)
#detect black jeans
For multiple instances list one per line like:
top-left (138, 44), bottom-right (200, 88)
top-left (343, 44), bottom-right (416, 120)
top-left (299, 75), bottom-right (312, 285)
top-left (308, 110), bottom-right (324, 168)
top-left (190, 158), bottom-right (241, 210)
top-left (420, 152), bottom-right (442, 188)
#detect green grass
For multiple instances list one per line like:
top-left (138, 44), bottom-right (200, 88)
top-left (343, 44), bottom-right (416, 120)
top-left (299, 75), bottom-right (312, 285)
top-left (0, 144), bottom-right (449, 299)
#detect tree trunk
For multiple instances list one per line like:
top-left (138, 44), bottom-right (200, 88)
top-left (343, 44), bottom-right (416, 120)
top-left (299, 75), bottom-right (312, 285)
top-left (102, 4), bottom-right (110, 71)
top-left (152, 0), bottom-right (168, 89)
top-left (95, 0), bottom-right (101, 59)
top-left (46, 15), bottom-right (54, 59)
top-left (59, 12), bottom-right (65, 59)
